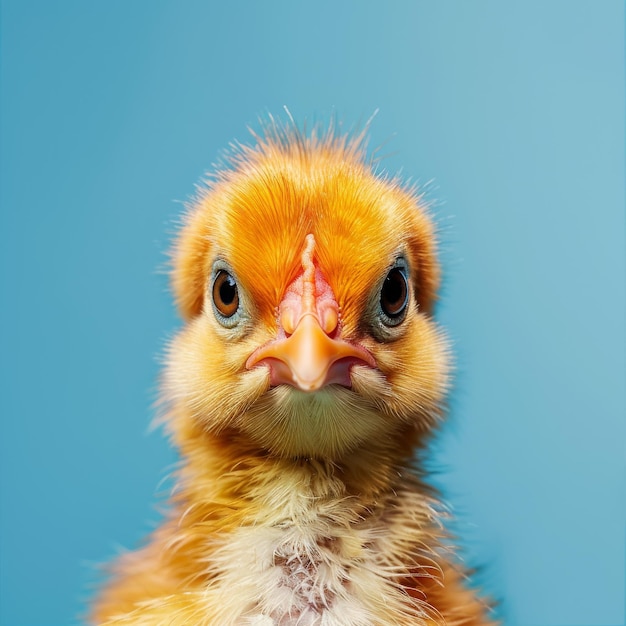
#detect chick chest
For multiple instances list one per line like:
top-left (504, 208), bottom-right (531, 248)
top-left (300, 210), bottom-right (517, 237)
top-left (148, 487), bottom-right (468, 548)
top-left (195, 457), bottom-right (442, 626)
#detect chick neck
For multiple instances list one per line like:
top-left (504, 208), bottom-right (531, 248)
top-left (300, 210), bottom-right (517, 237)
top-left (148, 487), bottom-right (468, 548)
top-left (172, 414), bottom-right (430, 525)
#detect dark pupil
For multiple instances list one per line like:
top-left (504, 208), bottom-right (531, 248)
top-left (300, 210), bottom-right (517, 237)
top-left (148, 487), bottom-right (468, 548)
top-left (381, 268), bottom-right (407, 317)
top-left (219, 275), bottom-right (237, 305)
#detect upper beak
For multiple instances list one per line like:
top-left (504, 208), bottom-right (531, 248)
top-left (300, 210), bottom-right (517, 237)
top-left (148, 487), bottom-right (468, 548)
top-left (245, 233), bottom-right (375, 391)
top-left (245, 313), bottom-right (375, 391)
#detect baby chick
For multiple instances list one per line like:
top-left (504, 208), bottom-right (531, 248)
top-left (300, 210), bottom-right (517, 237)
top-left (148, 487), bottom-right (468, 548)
top-left (91, 122), bottom-right (495, 625)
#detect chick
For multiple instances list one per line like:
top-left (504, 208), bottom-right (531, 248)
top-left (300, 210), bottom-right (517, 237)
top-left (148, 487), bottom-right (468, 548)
top-left (91, 123), bottom-right (495, 625)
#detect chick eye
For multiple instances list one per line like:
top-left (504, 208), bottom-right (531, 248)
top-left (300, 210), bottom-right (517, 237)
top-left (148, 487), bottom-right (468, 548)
top-left (380, 265), bottom-right (409, 325)
top-left (212, 270), bottom-right (239, 318)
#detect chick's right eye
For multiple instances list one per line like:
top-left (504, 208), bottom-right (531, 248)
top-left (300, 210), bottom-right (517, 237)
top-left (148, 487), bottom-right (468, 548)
top-left (212, 270), bottom-right (239, 318)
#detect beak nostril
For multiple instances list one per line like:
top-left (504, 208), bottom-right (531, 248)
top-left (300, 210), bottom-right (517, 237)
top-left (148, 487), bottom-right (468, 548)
top-left (321, 307), bottom-right (338, 336)
top-left (281, 307), bottom-right (297, 335)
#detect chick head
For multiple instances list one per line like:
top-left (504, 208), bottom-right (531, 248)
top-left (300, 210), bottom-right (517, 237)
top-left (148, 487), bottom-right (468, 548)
top-left (166, 124), bottom-right (450, 461)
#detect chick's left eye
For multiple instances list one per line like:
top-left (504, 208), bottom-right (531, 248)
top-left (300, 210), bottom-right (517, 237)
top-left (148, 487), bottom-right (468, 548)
top-left (212, 270), bottom-right (239, 318)
top-left (380, 267), bottom-right (409, 322)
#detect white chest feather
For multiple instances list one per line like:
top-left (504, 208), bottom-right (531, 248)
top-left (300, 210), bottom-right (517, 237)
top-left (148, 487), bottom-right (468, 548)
top-left (202, 487), bottom-right (439, 626)
top-left (210, 524), bottom-right (374, 625)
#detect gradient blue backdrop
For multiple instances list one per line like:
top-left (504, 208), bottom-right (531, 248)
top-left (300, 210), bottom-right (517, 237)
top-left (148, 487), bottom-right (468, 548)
top-left (1, 2), bottom-right (624, 625)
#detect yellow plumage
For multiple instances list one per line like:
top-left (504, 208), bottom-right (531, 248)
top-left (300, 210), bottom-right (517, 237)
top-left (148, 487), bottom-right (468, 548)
top-left (91, 123), bottom-right (495, 625)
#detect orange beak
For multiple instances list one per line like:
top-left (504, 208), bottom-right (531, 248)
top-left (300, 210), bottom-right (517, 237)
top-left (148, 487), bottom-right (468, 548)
top-left (246, 312), bottom-right (375, 391)
top-left (245, 234), bottom-right (375, 392)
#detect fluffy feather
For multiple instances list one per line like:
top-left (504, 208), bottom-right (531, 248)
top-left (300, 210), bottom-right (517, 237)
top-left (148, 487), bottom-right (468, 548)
top-left (91, 121), bottom-right (496, 625)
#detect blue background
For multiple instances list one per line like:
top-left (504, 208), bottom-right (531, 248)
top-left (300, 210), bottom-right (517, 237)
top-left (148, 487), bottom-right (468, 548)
top-left (1, 2), bottom-right (624, 625)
